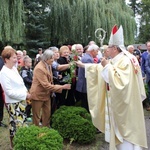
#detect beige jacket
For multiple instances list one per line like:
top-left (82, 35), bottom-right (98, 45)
top-left (30, 61), bottom-right (62, 101)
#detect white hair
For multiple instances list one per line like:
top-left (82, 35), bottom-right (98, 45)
top-left (127, 45), bottom-right (134, 51)
top-left (87, 44), bottom-right (99, 51)
top-left (17, 50), bottom-right (23, 56)
top-left (76, 44), bottom-right (83, 49)
top-left (41, 49), bottom-right (54, 61)
top-left (49, 47), bottom-right (59, 52)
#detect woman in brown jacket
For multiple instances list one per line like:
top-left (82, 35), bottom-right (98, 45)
top-left (30, 49), bottom-right (71, 127)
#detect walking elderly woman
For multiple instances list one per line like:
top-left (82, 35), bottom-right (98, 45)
top-left (0, 46), bottom-right (31, 149)
top-left (30, 49), bottom-right (71, 127)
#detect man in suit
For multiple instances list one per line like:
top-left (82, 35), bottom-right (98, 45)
top-left (76, 44), bottom-right (99, 112)
top-left (144, 41), bottom-right (150, 110)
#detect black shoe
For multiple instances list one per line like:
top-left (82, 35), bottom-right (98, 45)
top-left (0, 122), bottom-right (8, 128)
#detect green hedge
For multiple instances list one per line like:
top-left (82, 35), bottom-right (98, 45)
top-left (51, 106), bottom-right (96, 144)
top-left (13, 125), bottom-right (63, 150)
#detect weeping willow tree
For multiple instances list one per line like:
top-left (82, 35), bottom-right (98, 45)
top-left (138, 0), bottom-right (150, 43)
top-left (104, 0), bottom-right (136, 45)
top-left (46, 0), bottom-right (136, 46)
top-left (0, 0), bottom-right (24, 46)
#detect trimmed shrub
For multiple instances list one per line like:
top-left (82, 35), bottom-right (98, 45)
top-left (51, 106), bottom-right (96, 144)
top-left (13, 125), bottom-right (63, 150)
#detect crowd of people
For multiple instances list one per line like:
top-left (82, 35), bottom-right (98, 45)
top-left (0, 24), bottom-right (149, 149)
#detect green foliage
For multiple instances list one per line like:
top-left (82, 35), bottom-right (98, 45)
top-left (138, 0), bottom-right (150, 43)
top-left (0, 0), bottom-right (137, 49)
top-left (47, 0), bottom-right (136, 46)
top-left (145, 84), bottom-right (148, 96)
top-left (0, 0), bottom-right (24, 44)
top-left (51, 106), bottom-right (96, 144)
top-left (13, 125), bottom-right (63, 150)
top-left (22, 0), bottom-right (136, 46)
top-left (23, 0), bottom-right (50, 56)
top-left (128, 0), bottom-right (141, 16)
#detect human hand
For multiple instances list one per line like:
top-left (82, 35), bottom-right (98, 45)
top-left (26, 93), bottom-right (31, 99)
top-left (58, 74), bottom-right (62, 79)
top-left (63, 84), bottom-right (71, 90)
top-left (101, 57), bottom-right (109, 67)
top-left (75, 61), bottom-right (85, 68)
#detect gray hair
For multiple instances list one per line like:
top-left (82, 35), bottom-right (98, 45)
top-left (127, 45), bottom-right (134, 51)
top-left (75, 44), bottom-right (83, 49)
top-left (49, 47), bottom-right (59, 52)
top-left (41, 49), bottom-right (54, 61)
top-left (87, 44), bottom-right (99, 51)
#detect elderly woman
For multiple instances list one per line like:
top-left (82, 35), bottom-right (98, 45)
top-left (0, 46), bottom-right (31, 149)
top-left (50, 46), bottom-right (70, 84)
top-left (57, 46), bottom-right (75, 107)
top-left (16, 50), bottom-right (24, 68)
top-left (49, 46), bottom-right (70, 113)
top-left (30, 49), bottom-right (71, 127)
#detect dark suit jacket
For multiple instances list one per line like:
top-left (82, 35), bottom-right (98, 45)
top-left (0, 57), bottom-right (4, 70)
top-left (76, 53), bottom-right (94, 93)
top-left (0, 57), bottom-right (4, 120)
top-left (141, 51), bottom-right (149, 76)
top-left (145, 54), bottom-right (150, 83)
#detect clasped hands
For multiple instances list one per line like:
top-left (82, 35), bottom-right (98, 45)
top-left (100, 57), bottom-right (109, 67)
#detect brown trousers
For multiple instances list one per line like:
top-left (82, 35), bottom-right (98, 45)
top-left (32, 99), bottom-right (51, 127)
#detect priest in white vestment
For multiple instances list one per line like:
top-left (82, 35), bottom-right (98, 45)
top-left (77, 25), bottom-right (148, 150)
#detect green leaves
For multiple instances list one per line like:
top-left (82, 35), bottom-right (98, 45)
top-left (13, 125), bottom-right (63, 150)
top-left (0, 0), bottom-right (137, 51)
top-left (0, 0), bottom-right (24, 43)
top-left (51, 106), bottom-right (96, 144)
top-left (137, 0), bottom-right (150, 43)
top-left (47, 0), bottom-right (136, 45)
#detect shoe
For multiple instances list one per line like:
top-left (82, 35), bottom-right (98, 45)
top-left (0, 122), bottom-right (8, 128)
top-left (146, 107), bottom-right (150, 111)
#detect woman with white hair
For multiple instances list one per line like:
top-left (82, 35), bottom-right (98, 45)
top-left (30, 49), bottom-right (71, 127)
top-left (16, 50), bottom-right (24, 68)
